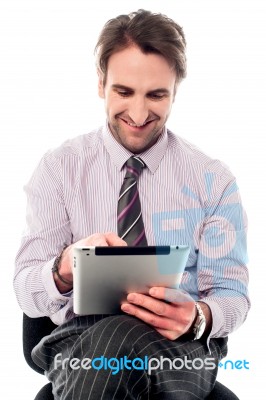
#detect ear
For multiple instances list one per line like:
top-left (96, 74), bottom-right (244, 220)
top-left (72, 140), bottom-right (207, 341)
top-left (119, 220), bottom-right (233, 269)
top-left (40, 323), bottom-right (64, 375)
top-left (97, 70), bottom-right (105, 99)
top-left (172, 81), bottom-right (179, 103)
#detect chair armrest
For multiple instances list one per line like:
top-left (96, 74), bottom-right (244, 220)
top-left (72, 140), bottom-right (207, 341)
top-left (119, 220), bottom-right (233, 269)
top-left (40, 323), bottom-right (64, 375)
top-left (23, 313), bottom-right (57, 374)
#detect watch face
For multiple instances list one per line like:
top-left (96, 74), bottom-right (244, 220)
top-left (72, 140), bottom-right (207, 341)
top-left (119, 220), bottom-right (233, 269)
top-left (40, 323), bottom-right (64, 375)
top-left (193, 303), bottom-right (206, 340)
top-left (197, 319), bottom-right (206, 338)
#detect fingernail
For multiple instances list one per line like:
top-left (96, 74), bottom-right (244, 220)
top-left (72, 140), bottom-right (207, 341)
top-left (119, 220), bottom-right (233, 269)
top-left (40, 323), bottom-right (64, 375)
top-left (121, 304), bottom-right (130, 313)
top-left (127, 294), bottom-right (135, 302)
top-left (149, 288), bottom-right (156, 296)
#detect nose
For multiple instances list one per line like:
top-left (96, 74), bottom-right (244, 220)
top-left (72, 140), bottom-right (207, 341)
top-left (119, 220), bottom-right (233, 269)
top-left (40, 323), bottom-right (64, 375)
top-left (128, 96), bottom-right (149, 126)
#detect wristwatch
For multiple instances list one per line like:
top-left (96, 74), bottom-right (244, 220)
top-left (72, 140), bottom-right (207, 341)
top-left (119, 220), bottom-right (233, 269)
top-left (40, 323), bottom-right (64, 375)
top-left (192, 302), bottom-right (206, 340)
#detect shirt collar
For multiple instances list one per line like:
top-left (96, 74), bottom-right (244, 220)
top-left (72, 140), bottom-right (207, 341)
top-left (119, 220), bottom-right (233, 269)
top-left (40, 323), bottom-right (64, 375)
top-left (102, 120), bottom-right (168, 174)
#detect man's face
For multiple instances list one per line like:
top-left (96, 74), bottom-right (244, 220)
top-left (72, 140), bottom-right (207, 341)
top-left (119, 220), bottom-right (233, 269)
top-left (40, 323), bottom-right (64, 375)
top-left (98, 45), bottom-right (177, 153)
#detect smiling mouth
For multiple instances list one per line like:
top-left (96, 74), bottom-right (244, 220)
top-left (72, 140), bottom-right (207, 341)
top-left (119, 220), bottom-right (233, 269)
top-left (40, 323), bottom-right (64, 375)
top-left (120, 118), bottom-right (156, 127)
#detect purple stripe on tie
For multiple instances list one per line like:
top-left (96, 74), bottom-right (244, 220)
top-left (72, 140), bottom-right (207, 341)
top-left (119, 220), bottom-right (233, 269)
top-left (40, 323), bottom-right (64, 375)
top-left (132, 229), bottom-right (146, 246)
top-left (117, 190), bottom-right (138, 221)
top-left (126, 166), bottom-right (139, 177)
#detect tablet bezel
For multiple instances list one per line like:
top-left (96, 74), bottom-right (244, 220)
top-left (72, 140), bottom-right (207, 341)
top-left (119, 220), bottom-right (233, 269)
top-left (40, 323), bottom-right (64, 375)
top-left (73, 245), bottom-right (190, 315)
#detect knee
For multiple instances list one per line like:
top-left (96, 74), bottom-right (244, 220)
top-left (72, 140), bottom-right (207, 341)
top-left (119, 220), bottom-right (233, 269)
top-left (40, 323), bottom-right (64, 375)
top-left (93, 314), bottom-right (148, 346)
top-left (78, 315), bottom-right (155, 358)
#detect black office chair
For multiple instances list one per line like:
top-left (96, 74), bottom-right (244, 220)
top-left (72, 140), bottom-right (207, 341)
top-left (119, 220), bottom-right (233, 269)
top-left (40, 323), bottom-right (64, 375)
top-left (23, 314), bottom-right (240, 400)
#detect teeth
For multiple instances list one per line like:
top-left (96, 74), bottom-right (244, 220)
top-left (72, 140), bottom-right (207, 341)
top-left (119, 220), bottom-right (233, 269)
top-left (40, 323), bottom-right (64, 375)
top-left (126, 122), bottom-right (148, 127)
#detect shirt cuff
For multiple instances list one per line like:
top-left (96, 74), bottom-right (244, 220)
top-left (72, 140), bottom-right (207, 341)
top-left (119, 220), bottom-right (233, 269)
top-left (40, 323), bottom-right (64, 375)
top-left (199, 298), bottom-right (225, 353)
top-left (42, 257), bottom-right (73, 303)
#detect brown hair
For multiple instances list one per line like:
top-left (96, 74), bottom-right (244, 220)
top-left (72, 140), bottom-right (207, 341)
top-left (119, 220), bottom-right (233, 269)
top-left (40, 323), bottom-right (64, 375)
top-left (95, 9), bottom-right (187, 86)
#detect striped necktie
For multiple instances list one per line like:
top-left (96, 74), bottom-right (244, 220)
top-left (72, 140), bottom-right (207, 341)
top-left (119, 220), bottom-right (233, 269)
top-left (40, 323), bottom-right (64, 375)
top-left (117, 156), bottom-right (148, 246)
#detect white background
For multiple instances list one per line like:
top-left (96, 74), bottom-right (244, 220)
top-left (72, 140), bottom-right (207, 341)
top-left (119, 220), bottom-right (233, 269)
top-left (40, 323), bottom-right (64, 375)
top-left (0, 0), bottom-right (265, 398)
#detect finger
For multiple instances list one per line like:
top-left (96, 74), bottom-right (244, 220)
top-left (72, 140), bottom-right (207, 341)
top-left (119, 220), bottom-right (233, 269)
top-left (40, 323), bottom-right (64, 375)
top-left (104, 232), bottom-right (128, 246)
top-left (127, 292), bottom-right (190, 323)
top-left (121, 302), bottom-right (179, 331)
top-left (124, 293), bottom-right (183, 330)
top-left (154, 327), bottom-right (181, 341)
top-left (148, 288), bottom-right (196, 328)
top-left (82, 234), bottom-right (109, 246)
top-left (149, 287), bottom-right (194, 304)
top-left (127, 293), bottom-right (168, 315)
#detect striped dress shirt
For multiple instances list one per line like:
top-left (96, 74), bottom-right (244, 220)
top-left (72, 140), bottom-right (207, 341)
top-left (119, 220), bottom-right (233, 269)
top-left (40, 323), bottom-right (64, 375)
top-left (14, 123), bottom-right (250, 340)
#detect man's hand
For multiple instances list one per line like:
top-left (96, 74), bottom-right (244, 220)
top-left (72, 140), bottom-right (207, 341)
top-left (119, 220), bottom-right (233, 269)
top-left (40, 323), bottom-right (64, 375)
top-left (53, 232), bottom-right (127, 293)
top-left (121, 287), bottom-right (211, 340)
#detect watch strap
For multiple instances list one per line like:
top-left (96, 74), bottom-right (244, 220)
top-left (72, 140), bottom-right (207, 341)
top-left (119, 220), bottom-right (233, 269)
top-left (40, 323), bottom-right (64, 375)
top-left (192, 302), bottom-right (206, 340)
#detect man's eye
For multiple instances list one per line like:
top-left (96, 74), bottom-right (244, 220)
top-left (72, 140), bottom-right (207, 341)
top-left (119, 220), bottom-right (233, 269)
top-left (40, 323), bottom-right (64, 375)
top-left (149, 93), bottom-right (165, 100)
top-left (117, 91), bottom-right (131, 97)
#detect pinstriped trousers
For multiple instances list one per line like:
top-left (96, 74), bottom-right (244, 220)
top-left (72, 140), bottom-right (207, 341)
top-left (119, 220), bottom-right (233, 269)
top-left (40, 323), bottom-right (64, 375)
top-left (32, 315), bottom-right (227, 400)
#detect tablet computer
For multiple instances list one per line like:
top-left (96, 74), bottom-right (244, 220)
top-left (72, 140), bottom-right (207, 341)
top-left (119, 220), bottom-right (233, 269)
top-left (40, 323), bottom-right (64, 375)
top-left (73, 245), bottom-right (190, 315)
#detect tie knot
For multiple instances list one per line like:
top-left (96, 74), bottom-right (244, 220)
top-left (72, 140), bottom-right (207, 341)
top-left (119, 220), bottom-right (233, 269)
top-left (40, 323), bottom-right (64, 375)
top-left (125, 156), bottom-right (145, 179)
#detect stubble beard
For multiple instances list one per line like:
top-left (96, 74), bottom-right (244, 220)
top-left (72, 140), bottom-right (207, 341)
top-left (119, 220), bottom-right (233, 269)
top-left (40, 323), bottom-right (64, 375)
top-left (109, 116), bottom-right (163, 153)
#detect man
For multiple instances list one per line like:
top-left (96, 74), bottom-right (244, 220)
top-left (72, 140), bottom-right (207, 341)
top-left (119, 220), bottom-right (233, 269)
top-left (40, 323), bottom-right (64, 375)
top-left (14, 9), bottom-right (250, 399)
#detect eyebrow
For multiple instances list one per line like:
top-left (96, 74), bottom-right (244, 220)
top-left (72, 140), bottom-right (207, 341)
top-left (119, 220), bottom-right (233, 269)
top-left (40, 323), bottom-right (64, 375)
top-left (112, 84), bottom-right (133, 92)
top-left (111, 84), bottom-right (171, 95)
